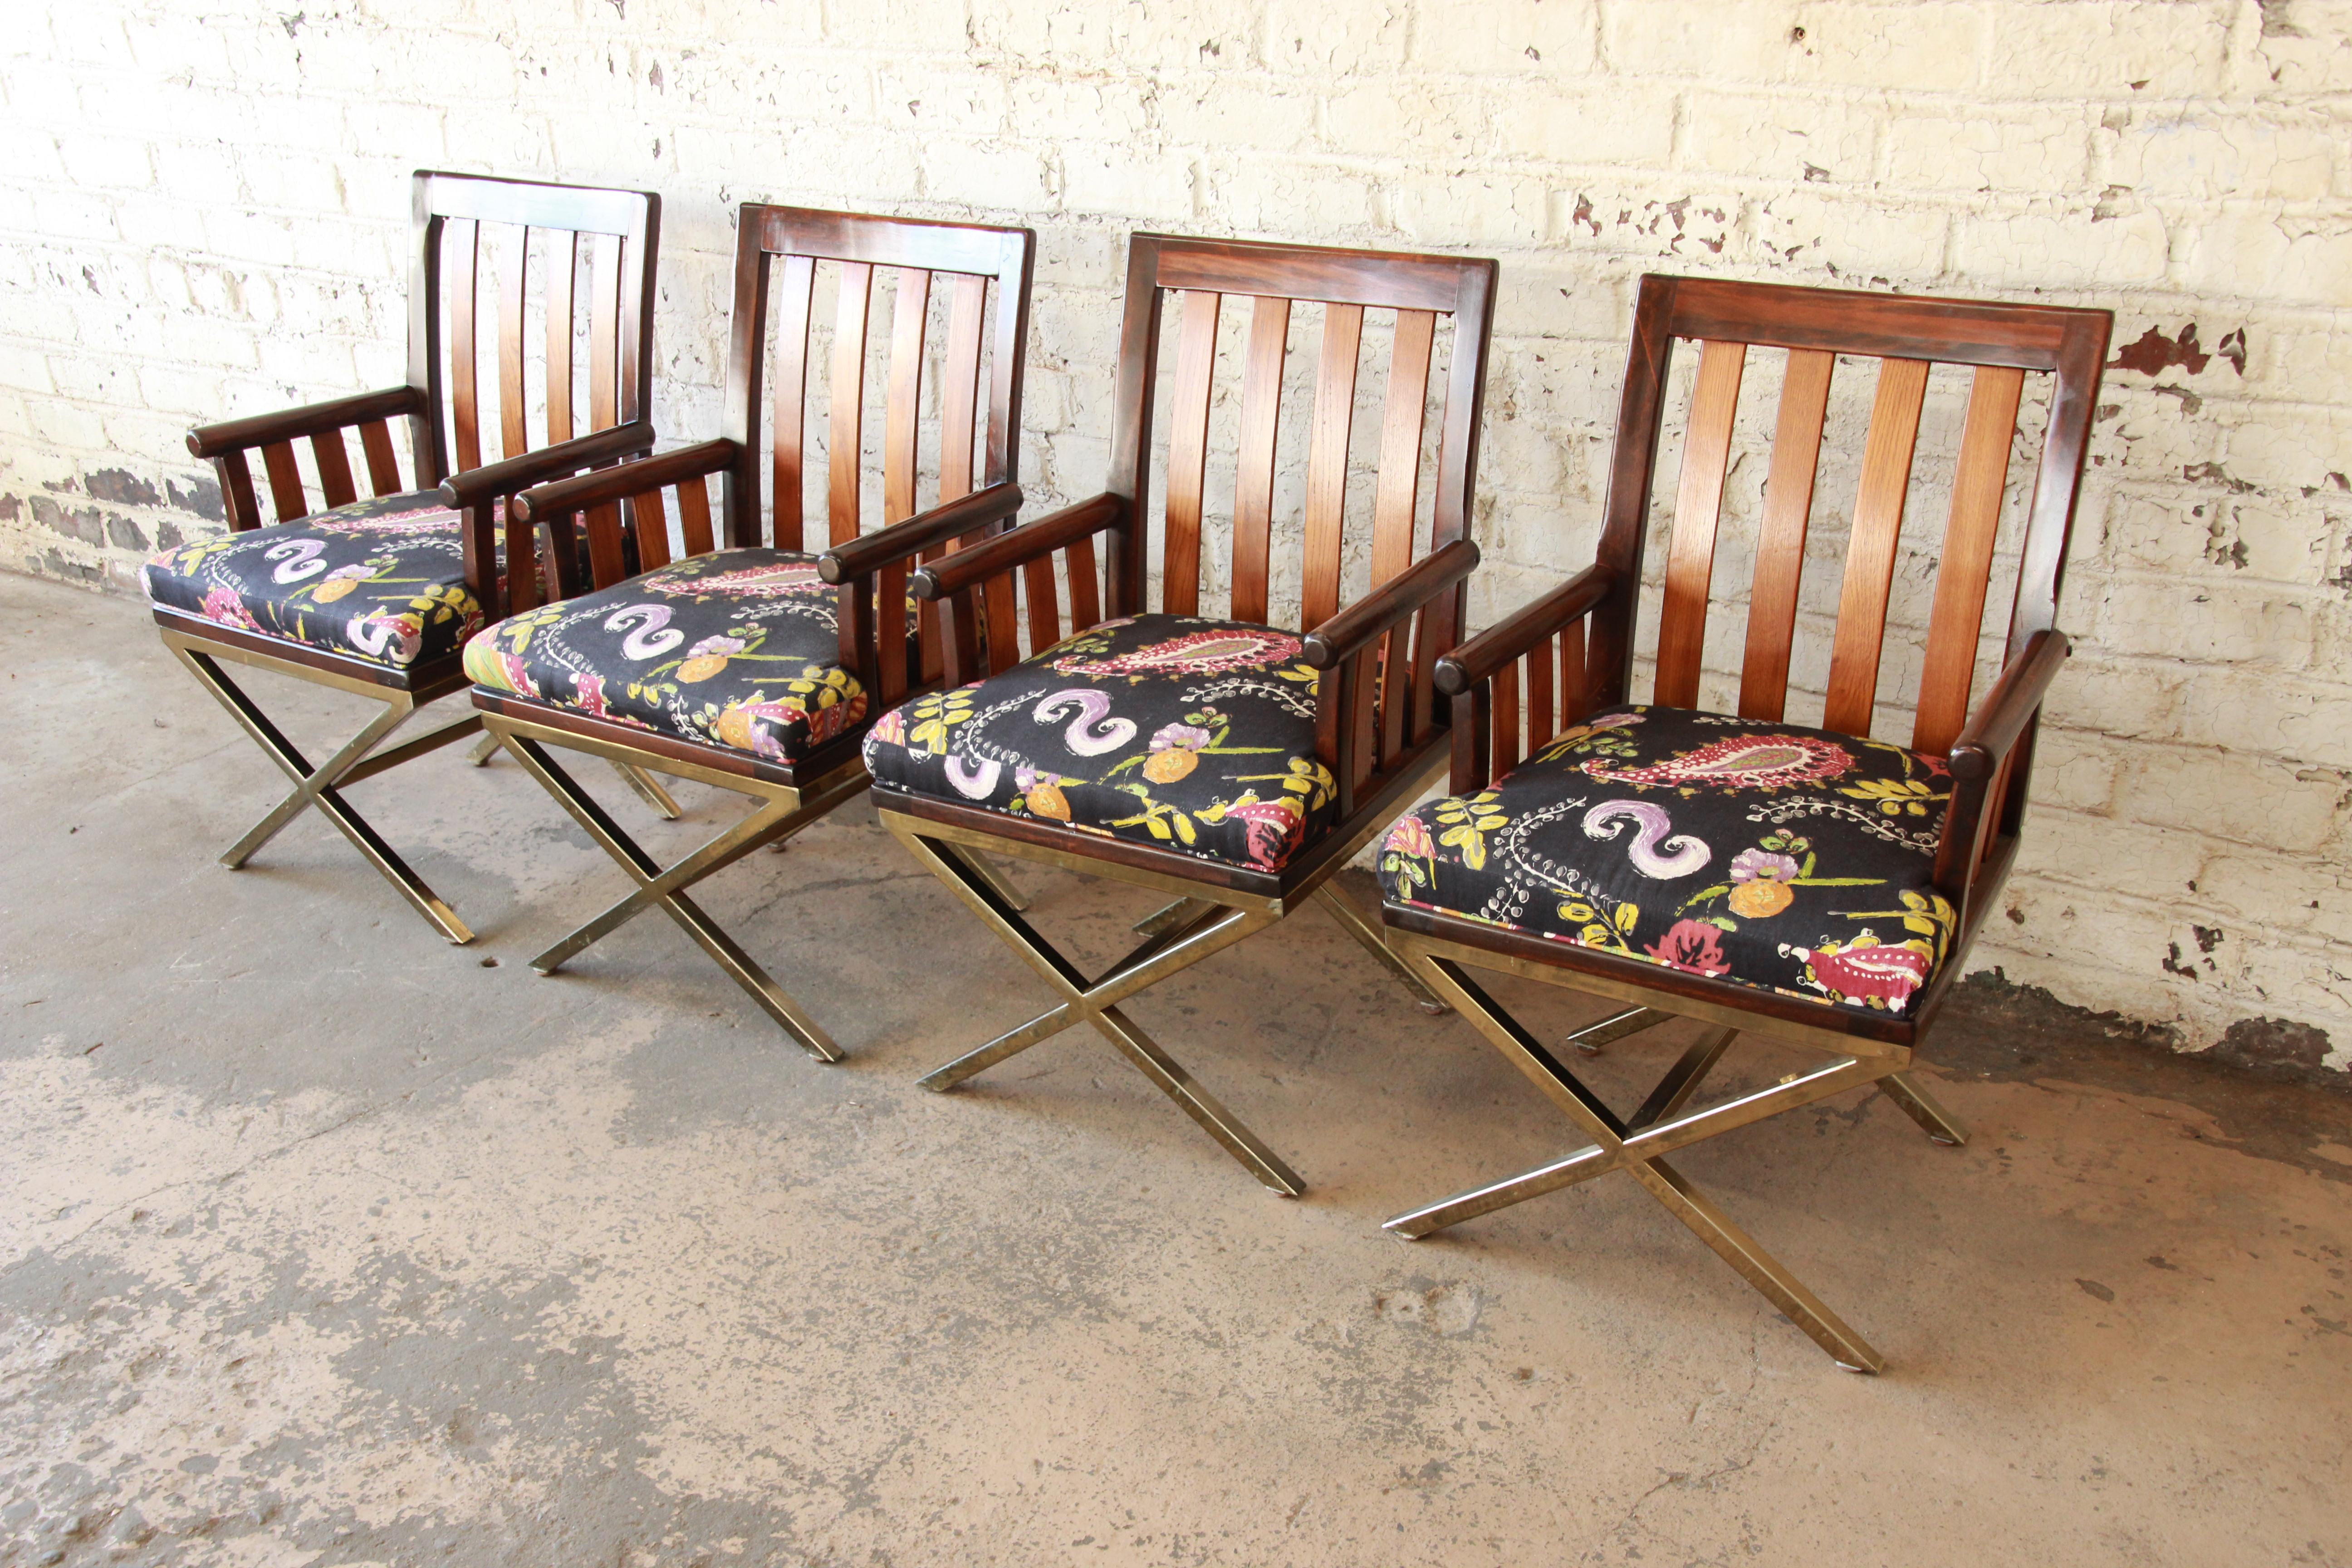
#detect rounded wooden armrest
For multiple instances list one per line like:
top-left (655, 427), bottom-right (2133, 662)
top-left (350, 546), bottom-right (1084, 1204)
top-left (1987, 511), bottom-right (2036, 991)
top-left (186, 386), bottom-right (426, 459)
top-left (438, 422), bottom-right (655, 508)
top-left (512, 439), bottom-right (739, 522)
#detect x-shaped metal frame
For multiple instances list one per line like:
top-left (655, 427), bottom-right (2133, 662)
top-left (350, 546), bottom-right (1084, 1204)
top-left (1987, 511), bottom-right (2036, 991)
top-left (478, 706), bottom-right (880, 1061)
top-left (877, 781), bottom-right (1451, 1197)
top-left (1384, 926), bottom-right (1969, 1372)
top-left (160, 626), bottom-right (484, 943)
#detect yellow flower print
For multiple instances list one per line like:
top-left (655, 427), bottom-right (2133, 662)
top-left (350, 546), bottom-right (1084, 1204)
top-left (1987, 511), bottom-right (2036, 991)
top-left (1434, 791), bottom-right (1509, 872)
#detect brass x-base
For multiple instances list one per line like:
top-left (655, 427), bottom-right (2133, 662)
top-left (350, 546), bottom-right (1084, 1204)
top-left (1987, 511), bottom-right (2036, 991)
top-left (877, 782), bottom-right (1453, 1199)
top-left (160, 624), bottom-right (486, 944)
top-left (476, 706), bottom-right (885, 1062)
top-left (1384, 926), bottom-right (1969, 1372)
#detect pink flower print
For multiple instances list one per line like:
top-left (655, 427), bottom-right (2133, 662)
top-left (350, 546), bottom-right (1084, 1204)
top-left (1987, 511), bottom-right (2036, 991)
top-left (1385, 813), bottom-right (1436, 861)
top-left (573, 672), bottom-right (610, 718)
top-left (1644, 919), bottom-right (1730, 977)
top-left (199, 585), bottom-right (263, 632)
top-left (1220, 794), bottom-right (1305, 870)
top-left (1728, 848), bottom-right (1800, 883)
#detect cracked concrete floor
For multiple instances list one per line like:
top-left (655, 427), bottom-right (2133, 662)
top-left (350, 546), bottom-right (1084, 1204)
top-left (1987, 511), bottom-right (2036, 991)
top-left (2, 569), bottom-right (2348, 1568)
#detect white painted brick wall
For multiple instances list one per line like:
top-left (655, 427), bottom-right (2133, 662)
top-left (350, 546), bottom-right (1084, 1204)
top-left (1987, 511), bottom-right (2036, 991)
top-left (4, 0), bottom-right (2349, 1068)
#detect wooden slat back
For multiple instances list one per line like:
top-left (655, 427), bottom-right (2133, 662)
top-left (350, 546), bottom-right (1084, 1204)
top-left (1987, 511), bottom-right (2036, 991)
top-left (1588, 274), bottom-right (2110, 735)
top-left (1228, 295), bottom-right (1293, 625)
top-left (827, 262), bottom-right (874, 549)
top-left (1737, 348), bottom-right (1833, 720)
top-left (884, 268), bottom-right (931, 526)
top-left (1301, 303), bottom-right (1364, 631)
top-left (449, 220), bottom-right (482, 473)
top-left (587, 233), bottom-right (621, 436)
top-left (1651, 338), bottom-right (1745, 710)
top-left (1161, 290), bottom-right (1221, 616)
top-left (407, 172), bottom-right (661, 499)
top-left (1820, 357), bottom-right (1930, 735)
top-left (1911, 364), bottom-right (2027, 754)
top-left (767, 254), bottom-right (816, 551)
top-left (1093, 236), bottom-right (1496, 666)
top-left (1370, 309), bottom-right (1436, 588)
top-left (546, 232), bottom-right (577, 447)
top-left (496, 225), bottom-right (528, 460)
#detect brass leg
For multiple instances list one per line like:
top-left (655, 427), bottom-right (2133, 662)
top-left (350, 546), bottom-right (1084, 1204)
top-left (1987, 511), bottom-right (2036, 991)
top-left (1387, 946), bottom-right (1891, 1369)
top-left (610, 760), bottom-right (684, 820)
top-left (468, 733), bottom-right (501, 766)
top-left (1133, 896), bottom-right (1212, 937)
top-left (1880, 1071), bottom-right (1969, 1146)
top-left (952, 845), bottom-right (1031, 913)
top-left (169, 645), bottom-right (472, 944)
top-left (492, 732), bottom-right (843, 1061)
top-left (891, 824), bottom-right (1301, 1196)
top-left (1626, 1156), bottom-right (1885, 1373)
top-left (1313, 884), bottom-right (1450, 1015)
top-left (1567, 1005), bottom-right (1672, 1058)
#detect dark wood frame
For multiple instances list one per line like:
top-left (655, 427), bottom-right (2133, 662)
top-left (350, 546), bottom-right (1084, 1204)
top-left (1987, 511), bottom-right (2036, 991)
top-left (1377, 271), bottom-right (2112, 1370)
top-left (870, 232), bottom-right (1499, 1195)
top-left (477, 206), bottom-right (1036, 1054)
top-left (155, 170), bottom-right (664, 944)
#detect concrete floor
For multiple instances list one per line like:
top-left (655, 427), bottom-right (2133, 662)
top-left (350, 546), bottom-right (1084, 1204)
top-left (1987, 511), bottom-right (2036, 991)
top-left (2, 569), bottom-right (2348, 1568)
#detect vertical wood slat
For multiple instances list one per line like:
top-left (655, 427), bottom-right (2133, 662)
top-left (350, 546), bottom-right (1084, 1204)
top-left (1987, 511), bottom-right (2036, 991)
top-left (1228, 294), bottom-right (1292, 626)
top-left (1651, 338), bottom-right (1746, 710)
top-left (1066, 535), bottom-right (1102, 632)
top-left (1371, 309), bottom-right (1436, 588)
top-left (1527, 634), bottom-right (1554, 753)
top-left (1346, 645), bottom-right (1379, 794)
top-left (217, 451), bottom-right (263, 531)
top-left (767, 254), bottom-right (816, 551)
top-left (1738, 347), bottom-right (1834, 721)
top-left (883, 268), bottom-right (931, 524)
top-left (1912, 364), bottom-right (2027, 755)
top-left (585, 505), bottom-right (629, 588)
top-left (1560, 620), bottom-right (1588, 726)
top-left (1162, 289), bottom-right (1221, 617)
top-left (498, 224), bottom-right (529, 460)
top-left (1379, 627), bottom-right (1409, 764)
top-left (588, 233), bottom-right (621, 433)
top-left (828, 261), bottom-right (874, 548)
top-left (939, 272), bottom-right (993, 681)
top-left (1023, 556), bottom-right (1062, 657)
top-left (358, 421), bottom-right (402, 495)
top-left (1492, 658), bottom-right (1522, 778)
top-left (1301, 303), bottom-right (1363, 632)
top-left (450, 219), bottom-right (482, 473)
top-left (309, 431), bottom-right (356, 508)
top-left (632, 492), bottom-right (673, 572)
top-left (546, 232), bottom-right (577, 446)
top-left (260, 441), bottom-right (306, 520)
top-left (939, 273), bottom-right (988, 503)
top-left (676, 473), bottom-right (716, 558)
top-left (1823, 357), bottom-right (1931, 736)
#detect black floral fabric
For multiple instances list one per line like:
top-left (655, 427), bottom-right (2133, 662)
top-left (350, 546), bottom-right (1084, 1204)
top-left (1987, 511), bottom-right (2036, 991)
top-left (464, 547), bottom-right (901, 764)
top-left (143, 491), bottom-right (484, 670)
top-left (863, 614), bottom-right (1340, 873)
top-left (1378, 705), bottom-right (1958, 1017)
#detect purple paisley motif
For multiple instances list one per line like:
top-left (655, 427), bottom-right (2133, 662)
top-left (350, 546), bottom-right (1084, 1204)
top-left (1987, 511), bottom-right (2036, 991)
top-left (1033, 689), bottom-right (1137, 756)
top-left (1583, 800), bottom-right (1711, 879)
top-left (946, 756), bottom-right (1003, 798)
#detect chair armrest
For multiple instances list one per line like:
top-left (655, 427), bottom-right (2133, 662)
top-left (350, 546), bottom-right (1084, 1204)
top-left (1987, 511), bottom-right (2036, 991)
top-left (1433, 563), bottom-right (1617, 696)
top-left (911, 493), bottom-right (1126, 601)
top-left (1947, 628), bottom-right (2070, 780)
top-left (439, 421), bottom-right (655, 509)
top-left (817, 482), bottom-right (1024, 584)
top-left (186, 386), bottom-right (426, 459)
top-left (513, 438), bottom-right (740, 522)
top-left (1302, 538), bottom-right (1481, 669)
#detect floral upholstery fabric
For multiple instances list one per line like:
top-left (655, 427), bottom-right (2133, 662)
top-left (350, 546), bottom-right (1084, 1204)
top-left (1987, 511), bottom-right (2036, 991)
top-left (1378, 705), bottom-right (1957, 1017)
top-left (863, 614), bottom-right (1340, 874)
top-left (143, 491), bottom-right (484, 670)
top-left (464, 547), bottom-right (896, 764)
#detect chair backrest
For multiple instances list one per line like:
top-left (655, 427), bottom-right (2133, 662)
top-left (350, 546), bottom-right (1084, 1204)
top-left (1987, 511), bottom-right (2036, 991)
top-left (411, 171), bottom-right (660, 489)
top-left (1102, 235), bottom-right (1497, 641)
top-left (544, 205), bottom-right (1033, 707)
top-left (1582, 274), bottom-right (2109, 758)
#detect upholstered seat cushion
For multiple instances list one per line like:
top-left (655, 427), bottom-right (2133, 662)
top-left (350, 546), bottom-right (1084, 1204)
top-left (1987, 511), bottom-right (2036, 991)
top-left (464, 547), bottom-right (881, 764)
top-left (863, 613), bottom-right (1340, 873)
top-left (143, 490), bottom-right (485, 670)
top-left (1377, 705), bottom-right (1959, 1017)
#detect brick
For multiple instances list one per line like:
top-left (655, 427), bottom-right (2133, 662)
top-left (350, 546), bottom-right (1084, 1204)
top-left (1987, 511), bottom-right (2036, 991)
top-left (1981, 0), bottom-right (2229, 99)
top-left (1491, 83), bottom-right (1677, 168)
top-left (2109, 112), bottom-right (2339, 204)
top-left (1883, 112), bottom-right (2094, 196)
top-left (2118, 746), bottom-right (2345, 853)
top-left (2183, 213), bottom-right (2352, 309)
top-left (1411, 0), bottom-right (1599, 75)
top-left (1682, 93), bottom-right (1878, 185)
